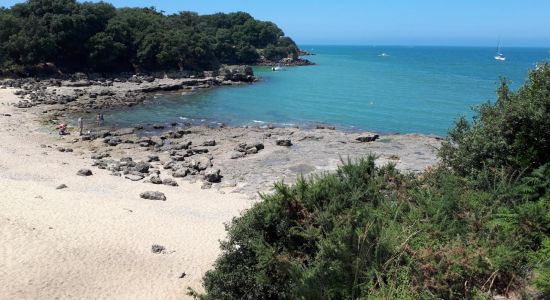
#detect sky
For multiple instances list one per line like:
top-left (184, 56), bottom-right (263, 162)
top-left (2, 0), bottom-right (550, 47)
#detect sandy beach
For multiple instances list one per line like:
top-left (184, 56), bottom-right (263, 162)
top-left (0, 85), bottom-right (440, 299)
top-left (0, 88), bottom-right (252, 299)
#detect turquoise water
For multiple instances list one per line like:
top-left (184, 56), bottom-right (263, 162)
top-left (107, 46), bottom-right (549, 135)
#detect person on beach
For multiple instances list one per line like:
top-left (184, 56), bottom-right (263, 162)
top-left (78, 117), bottom-right (83, 135)
top-left (56, 123), bottom-right (67, 135)
top-left (97, 112), bottom-right (104, 126)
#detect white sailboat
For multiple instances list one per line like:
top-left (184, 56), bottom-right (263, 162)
top-left (494, 39), bottom-right (506, 61)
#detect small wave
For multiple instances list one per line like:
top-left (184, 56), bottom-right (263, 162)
top-left (178, 117), bottom-right (188, 120)
top-left (252, 120), bottom-right (266, 124)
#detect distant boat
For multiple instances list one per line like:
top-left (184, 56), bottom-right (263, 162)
top-left (494, 39), bottom-right (506, 61)
top-left (378, 53), bottom-right (389, 57)
top-left (272, 65), bottom-right (283, 71)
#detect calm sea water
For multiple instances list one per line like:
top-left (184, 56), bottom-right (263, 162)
top-left (107, 46), bottom-right (549, 135)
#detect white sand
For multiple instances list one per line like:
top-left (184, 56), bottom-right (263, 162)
top-left (0, 88), bottom-right (252, 299)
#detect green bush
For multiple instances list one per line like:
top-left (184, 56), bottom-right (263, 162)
top-left (196, 66), bottom-right (550, 299)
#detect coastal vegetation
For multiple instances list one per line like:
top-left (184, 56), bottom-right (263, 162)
top-left (194, 66), bottom-right (550, 299)
top-left (0, 0), bottom-right (299, 75)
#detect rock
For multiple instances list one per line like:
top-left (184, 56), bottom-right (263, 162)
top-left (201, 182), bottom-right (212, 189)
top-left (91, 153), bottom-right (110, 160)
top-left (140, 191), bottom-right (166, 201)
top-left (230, 151), bottom-right (245, 159)
top-left (201, 140), bottom-right (216, 146)
top-left (204, 169), bottom-right (222, 183)
top-left (147, 155), bottom-right (160, 162)
top-left (172, 168), bottom-right (189, 178)
top-left (246, 147), bottom-right (258, 155)
top-left (77, 169), bottom-right (93, 176)
top-left (56, 184), bottom-right (67, 189)
top-left (65, 148), bottom-right (73, 152)
top-left (356, 135), bottom-right (380, 143)
top-left (57, 147), bottom-right (66, 152)
top-left (150, 175), bottom-right (162, 184)
top-left (163, 178), bottom-right (179, 186)
top-left (276, 139), bottom-right (292, 146)
top-left (316, 125), bottom-right (336, 130)
top-left (125, 174), bottom-right (144, 181)
top-left (152, 124), bottom-right (165, 129)
top-left (151, 244), bottom-right (166, 254)
top-left (133, 162), bottom-right (151, 173)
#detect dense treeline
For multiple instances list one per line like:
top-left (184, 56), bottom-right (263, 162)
top-left (0, 0), bottom-right (299, 75)
top-left (194, 66), bottom-right (550, 299)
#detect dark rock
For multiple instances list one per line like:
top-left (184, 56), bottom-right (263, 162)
top-left (204, 169), bottom-right (222, 183)
top-left (56, 184), bottom-right (68, 189)
top-left (77, 169), bottom-right (93, 176)
top-left (133, 162), bottom-right (151, 173)
top-left (140, 191), bottom-right (166, 201)
top-left (162, 178), bottom-right (179, 186)
top-left (147, 155), bottom-right (160, 162)
top-left (152, 124), bottom-right (165, 129)
top-left (356, 135), bottom-right (380, 143)
top-left (91, 153), bottom-right (110, 160)
top-left (57, 147), bottom-right (66, 152)
top-left (150, 175), bottom-right (162, 184)
top-left (151, 244), bottom-right (166, 254)
top-left (316, 125), bottom-right (336, 130)
top-left (276, 139), bottom-right (292, 146)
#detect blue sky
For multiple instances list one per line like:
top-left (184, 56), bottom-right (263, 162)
top-left (2, 0), bottom-right (550, 47)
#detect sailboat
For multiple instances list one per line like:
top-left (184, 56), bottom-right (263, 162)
top-left (494, 39), bottom-right (506, 61)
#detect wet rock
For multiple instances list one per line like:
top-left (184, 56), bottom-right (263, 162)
top-left (356, 135), bottom-right (380, 143)
top-left (276, 139), bottom-right (292, 146)
top-left (163, 178), bottom-right (179, 186)
top-left (316, 125), bottom-right (336, 130)
top-left (140, 191), bottom-right (166, 201)
top-left (77, 169), bottom-right (93, 176)
top-left (204, 169), bottom-right (222, 183)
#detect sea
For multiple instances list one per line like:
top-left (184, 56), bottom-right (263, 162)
top-left (107, 46), bottom-right (550, 136)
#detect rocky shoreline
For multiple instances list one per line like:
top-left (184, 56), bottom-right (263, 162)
top-left (0, 65), bottom-right (255, 114)
top-left (1, 66), bottom-right (441, 198)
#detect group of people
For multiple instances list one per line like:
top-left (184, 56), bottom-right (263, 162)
top-left (57, 112), bottom-right (105, 136)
